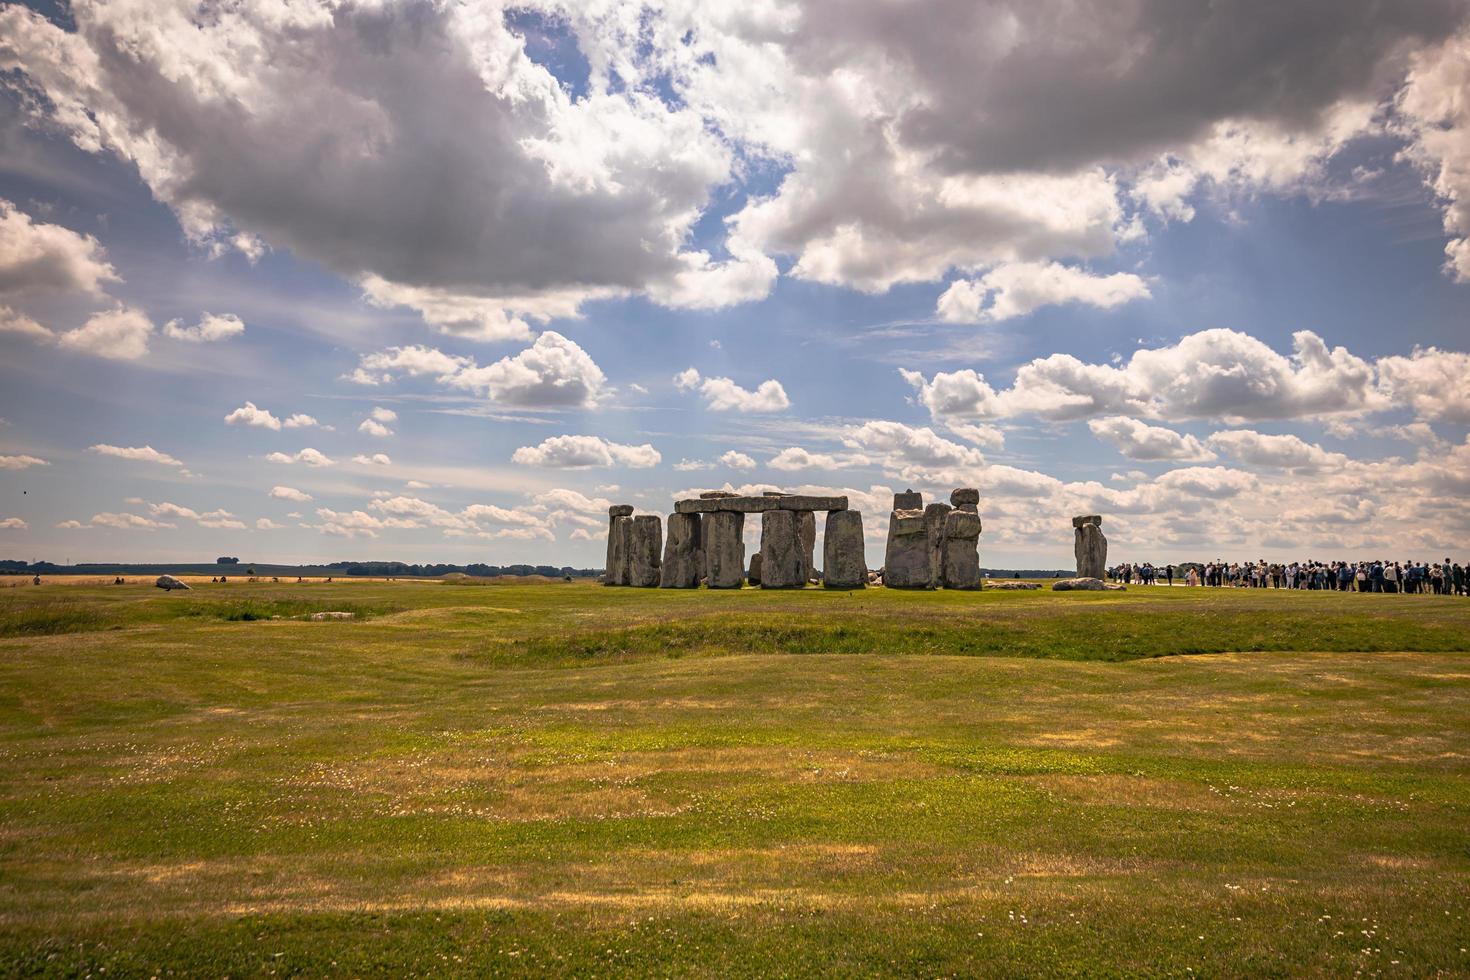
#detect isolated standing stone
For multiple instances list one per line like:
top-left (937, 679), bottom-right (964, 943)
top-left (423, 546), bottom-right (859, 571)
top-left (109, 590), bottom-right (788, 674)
top-left (704, 511), bottom-right (746, 588)
top-left (1073, 515), bottom-right (1107, 579)
top-left (660, 512), bottom-right (703, 588)
top-left (628, 514), bottom-right (663, 587)
top-left (942, 509), bottom-right (983, 590)
top-left (796, 510), bottom-right (817, 583)
top-left (883, 492), bottom-right (931, 589)
top-left (605, 508), bottom-right (633, 586)
top-left (747, 552), bottom-right (763, 586)
top-left (823, 510), bottom-right (866, 589)
top-left (759, 509), bottom-right (805, 588)
top-left (923, 502), bottom-right (953, 590)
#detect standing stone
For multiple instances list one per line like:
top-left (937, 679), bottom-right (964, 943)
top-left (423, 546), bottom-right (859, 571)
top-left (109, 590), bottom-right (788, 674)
top-left (759, 509), bottom-right (805, 588)
top-left (704, 511), bottom-right (746, 588)
top-left (942, 510), bottom-right (983, 590)
top-left (923, 502), bottom-right (953, 590)
top-left (796, 510), bottom-right (817, 583)
top-left (883, 492), bottom-right (931, 589)
top-left (628, 514), bottom-right (663, 587)
top-left (950, 488), bottom-right (979, 512)
top-left (604, 505), bottom-right (634, 586)
top-left (659, 513), bottom-right (703, 588)
top-left (823, 510), bottom-right (866, 589)
top-left (1073, 515), bottom-right (1107, 579)
top-left (747, 552), bottom-right (763, 586)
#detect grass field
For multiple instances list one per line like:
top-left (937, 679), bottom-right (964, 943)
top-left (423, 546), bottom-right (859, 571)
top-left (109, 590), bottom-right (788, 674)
top-left (1, 578), bottom-right (1467, 976)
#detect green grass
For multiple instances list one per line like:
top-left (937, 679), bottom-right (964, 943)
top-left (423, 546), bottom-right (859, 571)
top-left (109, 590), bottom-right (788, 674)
top-left (0, 579), bottom-right (1466, 976)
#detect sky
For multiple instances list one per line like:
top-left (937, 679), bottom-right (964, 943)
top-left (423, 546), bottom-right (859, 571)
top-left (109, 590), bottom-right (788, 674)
top-left (0, 0), bottom-right (1468, 570)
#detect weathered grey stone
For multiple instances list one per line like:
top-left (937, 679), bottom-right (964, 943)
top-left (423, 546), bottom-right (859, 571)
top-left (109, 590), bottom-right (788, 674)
top-left (747, 552), bottom-right (763, 586)
top-left (628, 514), bottom-right (662, 587)
top-left (950, 488), bottom-right (980, 510)
top-left (893, 490), bottom-right (922, 511)
top-left (609, 504), bottom-right (634, 518)
top-left (155, 574), bottom-right (191, 591)
top-left (1053, 576), bottom-right (1120, 591)
top-left (823, 510), bottom-right (866, 588)
top-left (674, 494), bottom-right (848, 514)
top-left (659, 512), bottom-right (703, 588)
top-left (883, 502), bottom-right (932, 589)
top-left (604, 513), bottom-right (632, 585)
top-left (1074, 517), bottom-right (1107, 579)
top-left (924, 503), bottom-right (953, 590)
top-left (759, 509), bottom-right (805, 588)
top-left (309, 610), bottom-right (354, 620)
top-left (699, 491), bottom-right (737, 499)
top-left (988, 580), bottom-right (1041, 590)
top-left (703, 511), bottom-right (746, 588)
top-left (763, 490), bottom-right (789, 496)
top-left (796, 510), bottom-right (816, 583)
top-left (941, 509), bottom-right (982, 590)
top-left (1072, 514), bottom-right (1102, 529)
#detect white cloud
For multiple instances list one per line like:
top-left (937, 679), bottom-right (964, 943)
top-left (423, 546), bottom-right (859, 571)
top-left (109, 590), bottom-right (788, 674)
top-left (720, 450), bottom-right (757, 469)
top-left (768, 447), bottom-right (850, 471)
top-left (353, 333), bottom-right (607, 409)
top-left (255, 518), bottom-right (284, 530)
top-left (57, 307), bottom-right (154, 360)
top-left (512, 435), bottom-right (661, 469)
top-left (936, 262), bottom-right (1150, 322)
top-left (1375, 346), bottom-right (1470, 424)
top-left (672, 458), bottom-right (712, 472)
top-left (358, 418), bottom-right (393, 438)
top-left (266, 448), bottom-right (335, 467)
top-left (224, 401), bottom-right (281, 430)
top-left (197, 509), bottom-right (246, 530)
top-left (269, 485), bottom-right (312, 503)
top-left (88, 511), bottom-right (174, 530)
top-left (0, 305), bottom-right (50, 339)
top-left (945, 422), bottom-right (1005, 450)
top-left (0, 454), bottom-right (47, 470)
top-left (369, 406), bottom-right (398, 424)
top-left (283, 413), bottom-right (321, 429)
top-left (163, 312), bottom-right (244, 343)
top-left (352, 453), bottom-right (393, 466)
top-left (1395, 28), bottom-right (1470, 283)
top-left (88, 444), bottom-right (185, 468)
top-left (0, 517), bottom-right (28, 530)
top-left (404, 479), bottom-right (431, 490)
top-left (0, 198), bottom-right (116, 299)
top-left (1088, 417), bottom-right (1217, 462)
top-left (675, 368), bottom-right (789, 412)
top-left (1207, 430), bottom-right (1349, 471)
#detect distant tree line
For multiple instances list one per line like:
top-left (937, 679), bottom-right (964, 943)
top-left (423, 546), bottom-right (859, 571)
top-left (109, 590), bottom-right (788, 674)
top-left (0, 559), bottom-right (601, 577)
top-left (326, 561), bottom-right (597, 578)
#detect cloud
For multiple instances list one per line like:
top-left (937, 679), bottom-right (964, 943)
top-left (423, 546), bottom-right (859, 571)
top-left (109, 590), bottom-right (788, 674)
top-left (936, 262), bottom-right (1150, 322)
top-left (1207, 430), bottom-right (1349, 471)
top-left (353, 332), bottom-right (607, 409)
top-left (352, 453), bottom-right (393, 466)
top-left (0, 305), bottom-right (51, 339)
top-left (163, 312), bottom-right (244, 343)
top-left (768, 447), bottom-right (851, 471)
top-left (1395, 28), bottom-right (1470, 282)
top-left (88, 444), bottom-right (185, 468)
top-left (266, 448), bottom-right (334, 467)
top-left (358, 419), bottom-right (393, 438)
top-left (512, 435), bottom-right (661, 469)
top-left (946, 422), bottom-right (1005, 450)
top-left (255, 518), bottom-right (284, 530)
top-left (1375, 346), bottom-right (1470, 423)
top-left (0, 517), bottom-right (27, 530)
top-left (1088, 416), bottom-right (1217, 462)
top-left (0, 198), bottom-right (116, 298)
top-left (720, 450), bottom-right (757, 469)
top-left (283, 414), bottom-right (321, 429)
top-left (224, 401), bottom-right (281, 430)
top-left (0, 454), bottom-right (47, 470)
top-left (88, 511), bottom-right (175, 530)
top-left (675, 368), bottom-right (790, 412)
top-left (269, 485), bottom-right (312, 502)
top-left (57, 307), bottom-right (154, 360)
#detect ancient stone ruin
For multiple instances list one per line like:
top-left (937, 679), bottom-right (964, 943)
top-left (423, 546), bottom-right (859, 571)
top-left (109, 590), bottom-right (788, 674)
top-left (882, 489), bottom-right (982, 589)
top-left (1073, 514), bottom-right (1107, 579)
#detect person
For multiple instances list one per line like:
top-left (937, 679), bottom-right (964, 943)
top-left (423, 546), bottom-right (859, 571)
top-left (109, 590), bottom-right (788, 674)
top-left (1165, 564), bottom-right (1174, 587)
top-left (32, 574), bottom-right (40, 585)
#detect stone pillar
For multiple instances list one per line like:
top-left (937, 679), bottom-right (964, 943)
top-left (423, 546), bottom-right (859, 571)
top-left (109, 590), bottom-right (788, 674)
top-left (704, 511), bottom-right (746, 588)
top-left (942, 510), bottom-right (982, 589)
top-left (796, 510), bottom-right (816, 583)
top-left (883, 492), bottom-right (930, 589)
top-left (628, 514), bottom-right (663, 587)
top-left (923, 502), bottom-right (953, 590)
top-left (1073, 515), bottom-right (1107, 579)
top-left (823, 510), bottom-right (866, 588)
top-left (604, 504), bottom-right (633, 585)
top-left (659, 512), bottom-right (703, 588)
top-left (950, 488), bottom-right (979, 512)
top-left (747, 552), bottom-right (763, 586)
top-left (759, 509), bottom-right (805, 588)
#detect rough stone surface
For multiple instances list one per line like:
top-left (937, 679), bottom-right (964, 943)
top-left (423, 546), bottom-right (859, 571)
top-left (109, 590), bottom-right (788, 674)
top-left (309, 610), bottom-right (354, 620)
top-left (923, 503), bottom-right (953, 590)
top-left (155, 575), bottom-right (191, 591)
top-left (950, 488), bottom-right (980, 510)
top-left (699, 491), bottom-right (736, 499)
top-left (987, 580), bottom-right (1041, 590)
top-left (1072, 514), bottom-right (1102, 529)
top-left (1052, 576), bottom-right (1119, 591)
top-left (893, 490), bottom-right (923, 511)
top-left (759, 509), bottom-right (805, 588)
top-left (747, 552), bottom-right (763, 586)
top-left (609, 504), bottom-right (634, 517)
top-left (823, 510), bottom-right (866, 588)
top-left (628, 514), bottom-right (663, 588)
top-left (941, 509), bottom-right (982, 589)
top-left (883, 493), bottom-right (932, 589)
top-left (1074, 517), bottom-right (1108, 579)
top-left (604, 514), bottom-right (632, 586)
top-left (674, 494), bottom-right (848, 514)
top-left (796, 510), bottom-right (816, 583)
top-left (659, 512), bottom-right (703, 588)
top-left (703, 511), bottom-right (745, 588)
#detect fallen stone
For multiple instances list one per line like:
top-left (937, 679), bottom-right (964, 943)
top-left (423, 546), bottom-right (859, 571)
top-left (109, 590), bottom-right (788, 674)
top-left (704, 511), bottom-right (746, 588)
top-left (1051, 577), bottom-right (1120, 591)
top-left (628, 514), bottom-right (663, 587)
top-left (154, 575), bottom-right (191, 591)
top-left (987, 580), bottom-right (1040, 590)
top-left (822, 510), bottom-right (866, 588)
top-left (659, 512), bottom-right (703, 588)
top-left (759, 509), bottom-right (805, 588)
top-left (309, 610), bottom-right (354, 620)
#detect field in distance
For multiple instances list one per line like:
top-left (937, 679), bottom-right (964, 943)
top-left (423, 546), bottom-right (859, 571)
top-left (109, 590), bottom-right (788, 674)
top-left (1, 579), bottom-right (1467, 976)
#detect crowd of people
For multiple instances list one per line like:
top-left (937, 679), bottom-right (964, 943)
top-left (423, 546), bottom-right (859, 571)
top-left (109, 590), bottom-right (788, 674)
top-left (1108, 559), bottom-right (1469, 594)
